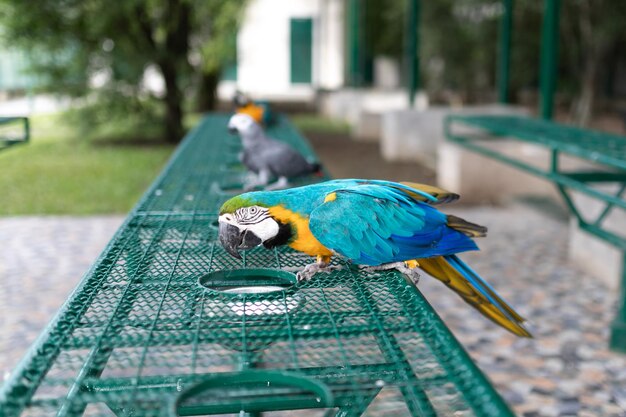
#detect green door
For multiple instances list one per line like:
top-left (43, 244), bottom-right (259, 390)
top-left (290, 18), bottom-right (313, 84)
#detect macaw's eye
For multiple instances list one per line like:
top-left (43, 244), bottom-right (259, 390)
top-left (250, 207), bottom-right (257, 214)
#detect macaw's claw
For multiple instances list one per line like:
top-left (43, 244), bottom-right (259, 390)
top-left (359, 261), bottom-right (421, 285)
top-left (296, 262), bottom-right (342, 282)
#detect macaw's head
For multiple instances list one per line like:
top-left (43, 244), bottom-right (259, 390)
top-left (227, 113), bottom-right (262, 137)
top-left (218, 195), bottom-right (291, 259)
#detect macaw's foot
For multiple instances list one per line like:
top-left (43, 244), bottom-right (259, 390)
top-left (360, 260), bottom-right (421, 285)
top-left (296, 262), bottom-right (327, 281)
top-left (296, 256), bottom-right (340, 281)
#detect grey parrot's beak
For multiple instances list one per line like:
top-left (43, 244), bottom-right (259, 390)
top-left (219, 222), bottom-right (263, 259)
top-left (219, 221), bottom-right (243, 259)
top-left (228, 126), bottom-right (238, 135)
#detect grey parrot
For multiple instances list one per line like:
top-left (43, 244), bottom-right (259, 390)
top-left (227, 113), bottom-right (321, 190)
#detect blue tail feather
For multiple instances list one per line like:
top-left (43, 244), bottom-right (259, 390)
top-left (444, 254), bottom-right (517, 322)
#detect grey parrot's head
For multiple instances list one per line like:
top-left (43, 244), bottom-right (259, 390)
top-left (218, 198), bottom-right (293, 259)
top-left (233, 91), bottom-right (250, 107)
top-left (227, 113), bottom-right (262, 138)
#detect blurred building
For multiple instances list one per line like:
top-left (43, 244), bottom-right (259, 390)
top-left (218, 0), bottom-right (345, 102)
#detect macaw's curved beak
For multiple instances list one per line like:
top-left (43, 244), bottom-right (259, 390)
top-left (219, 222), bottom-right (243, 259)
top-left (218, 221), bottom-right (262, 259)
top-left (228, 126), bottom-right (238, 135)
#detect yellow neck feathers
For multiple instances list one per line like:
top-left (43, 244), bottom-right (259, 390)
top-left (268, 206), bottom-right (333, 258)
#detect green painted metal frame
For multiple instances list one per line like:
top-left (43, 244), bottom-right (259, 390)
top-left (445, 114), bottom-right (626, 351)
top-left (1, 113), bottom-right (515, 416)
top-left (405, 0), bottom-right (420, 107)
top-left (497, 0), bottom-right (513, 104)
top-left (347, 0), bottom-right (365, 87)
top-left (0, 116), bottom-right (29, 150)
top-left (539, 0), bottom-right (561, 120)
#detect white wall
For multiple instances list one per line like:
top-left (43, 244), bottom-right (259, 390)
top-left (317, 0), bottom-right (344, 90)
top-left (220, 0), bottom-right (344, 101)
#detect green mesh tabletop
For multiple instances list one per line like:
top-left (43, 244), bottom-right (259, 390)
top-left (0, 114), bottom-right (514, 417)
top-left (446, 114), bottom-right (626, 170)
top-left (445, 114), bottom-right (626, 352)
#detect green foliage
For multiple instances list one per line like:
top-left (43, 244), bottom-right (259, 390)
top-left (420, 0), bottom-right (501, 101)
top-left (0, 0), bottom-right (247, 141)
top-left (362, 0), bottom-right (505, 100)
top-left (63, 95), bottom-right (164, 142)
top-left (365, 0), bottom-right (407, 59)
top-left (508, 2), bottom-right (543, 96)
top-left (363, 0), bottom-right (626, 112)
top-left (558, 0), bottom-right (626, 93)
top-left (195, 1), bottom-right (247, 73)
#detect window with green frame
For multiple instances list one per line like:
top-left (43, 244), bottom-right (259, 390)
top-left (290, 18), bottom-right (313, 84)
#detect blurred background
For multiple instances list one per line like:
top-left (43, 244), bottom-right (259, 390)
top-left (1, 1), bottom-right (626, 416)
top-left (1, 0), bottom-right (625, 211)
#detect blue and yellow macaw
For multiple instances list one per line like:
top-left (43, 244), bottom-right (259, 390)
top-left (218, 179), bottom-right (531, 337)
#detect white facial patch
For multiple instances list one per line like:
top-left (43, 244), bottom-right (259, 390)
top-left (246, 217), bottom-right (279, 242)
top-left (219, 213), bottom-right (238, 227)
top-left (218, 206), bottom-right (279, 243)
top-left (227, 114), bottom-right (256, 135)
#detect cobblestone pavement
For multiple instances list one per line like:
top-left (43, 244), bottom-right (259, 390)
top-left (0, 216), bottom-right (124, 382)
top-left (423, 204), bottom-right (626, 417)
top-left (2, 206), bottom-right (626, 416)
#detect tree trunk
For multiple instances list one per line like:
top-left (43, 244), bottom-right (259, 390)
top-left (573, 59), bottom-right (596, 127)
top-left (159, 0), bottom-right (191, 143)
top-left (571, 0), bottom-right (594, 126)
top-left (161, 60), bottom-right (184, 143)
top-left (196, 70), bottom-right (220, 112)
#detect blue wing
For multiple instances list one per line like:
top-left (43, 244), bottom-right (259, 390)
top-left (308, 183), bottom-right (478, 265)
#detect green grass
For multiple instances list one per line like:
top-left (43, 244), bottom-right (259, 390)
top-left (0, 113), bottom-right (187, 215)
top-left (290, 113), bottom-right (350, 135)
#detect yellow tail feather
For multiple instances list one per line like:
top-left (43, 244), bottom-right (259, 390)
top-left (398, 182), bottom-right (460, 205)
top-left (417, 256), bottom-right (532, 337)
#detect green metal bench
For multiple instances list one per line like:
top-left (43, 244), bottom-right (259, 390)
top-left (0, 113), bottom-right (514, 416)
top-left (0, 116), bottom-right (29, 150)
top-left (445, 114), bottom-right (626, 351)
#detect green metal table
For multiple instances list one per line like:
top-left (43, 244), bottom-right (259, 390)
top-left (445, 114), bottom-right (626, 352)
top-left (0, 116), bottom-right (29, 151)
top-left (1, 114), bottom-right (514, 416)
